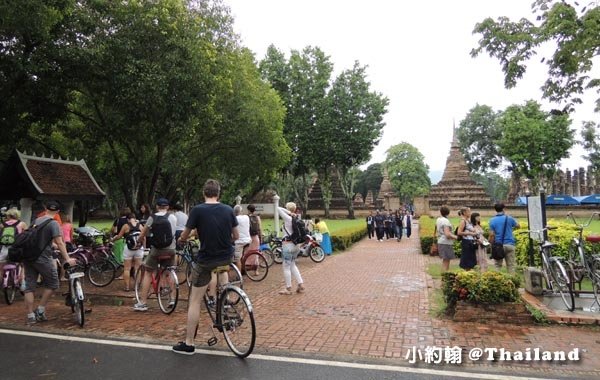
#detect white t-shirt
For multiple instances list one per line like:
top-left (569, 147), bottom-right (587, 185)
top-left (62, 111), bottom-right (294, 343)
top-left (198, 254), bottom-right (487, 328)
top-left (146, 211), bottom-right (178, 250)
top-left (436, 217), bottom-right (453, 246)
top-left (235, 215), bottom-right (251, 245)
top-left (174, 211), bottom-right (188, 231)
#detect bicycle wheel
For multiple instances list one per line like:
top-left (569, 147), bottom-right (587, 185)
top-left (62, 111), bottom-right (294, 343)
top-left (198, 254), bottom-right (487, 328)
top-left (73, 278), bottom-right (85, 327)
top-left (567, 242), bottom-right (584, 283)
top-left (87, 258), bottom-right (116, 287)
top-left (243, 252), bottom-right (268, 282)
top-left (591, 256), bottom-right (600, 309)
top-left (228, 263), bottom-right (243, 290)
top-left (261, 248), bottom-right (274, 267)
top-left (186, 262), bottom-right (193, 288)
top-left (219, 286), bottom-right (255, 358)
top-left (550, 259), bottom-right (575, 311)
top-left (310, 246), bottom-right (325, 263)
top-left (157, 268), bottom-right (178, 315)
top-left (272, 247), bottom-right (283, 264)
top-left (3, 270), bottom-right (17, 305)
top-left (175, 260), bottom-right (189, 286)
top-left (134, 266), bottom-right (147, 304)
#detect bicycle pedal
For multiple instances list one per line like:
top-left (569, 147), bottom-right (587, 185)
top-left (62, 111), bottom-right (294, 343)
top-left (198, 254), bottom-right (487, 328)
top-left (207, 337), bottom-right (218, 346)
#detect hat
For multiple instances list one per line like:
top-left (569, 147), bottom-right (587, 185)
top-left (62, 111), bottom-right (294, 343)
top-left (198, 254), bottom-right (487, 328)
top-left (45, 200), bottom-right (60, 211)
top-left (156, 198), bottom-right (169, 206)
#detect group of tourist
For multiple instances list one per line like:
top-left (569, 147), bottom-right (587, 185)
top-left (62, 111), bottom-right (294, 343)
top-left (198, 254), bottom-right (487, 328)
top-left (366, 209), bottom-right (412, 242)
top-left (436, 203), bottom-right (520, 273)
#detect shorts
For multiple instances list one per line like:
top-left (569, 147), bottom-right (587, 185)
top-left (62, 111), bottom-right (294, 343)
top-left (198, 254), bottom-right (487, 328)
top-left (438, 244), bottom-right (456, 260)
top-left (143, 247), bottom-right (175, 270)
top-left (234, 243), bottom-right (249, 260)
top-left (24, 253), bottom-right (59, 292)
top-left (123, 246), bottom-right (144, 260)
top-left (190, 262), bottom-right (231, 287)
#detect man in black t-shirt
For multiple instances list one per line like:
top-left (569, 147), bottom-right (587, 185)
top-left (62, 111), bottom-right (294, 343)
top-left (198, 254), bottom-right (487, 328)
top-left (172, 179), bottom-right (238, 355)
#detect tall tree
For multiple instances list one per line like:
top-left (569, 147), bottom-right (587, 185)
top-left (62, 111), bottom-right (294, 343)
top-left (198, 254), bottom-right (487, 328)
top-left (580, 121), bottom-right (600, 171)
top-left (324, 62), bottom-right (389, 218)
top-left (384, 143), bottom-right (431, 203)
top-left (497, 100), bottom-right (574, 189)
top-left (471, 1), bottom-right (600, 113)
top-left (457, 104), bottom-right (503, 173)
top-left (356, 163), bottom-right (383, 200)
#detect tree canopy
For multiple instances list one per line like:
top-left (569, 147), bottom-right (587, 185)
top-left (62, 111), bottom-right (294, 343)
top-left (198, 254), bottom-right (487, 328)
top-left (384, 143), bottom-right (431, 203)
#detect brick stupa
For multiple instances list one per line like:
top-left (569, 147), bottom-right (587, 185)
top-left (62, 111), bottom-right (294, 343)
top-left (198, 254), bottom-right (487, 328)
top-left (428, 127), bottom-right (492, 209)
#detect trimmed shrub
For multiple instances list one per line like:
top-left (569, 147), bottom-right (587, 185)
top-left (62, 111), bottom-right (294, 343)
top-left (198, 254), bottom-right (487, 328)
top-left (331, 225), bottom-right (367, 251)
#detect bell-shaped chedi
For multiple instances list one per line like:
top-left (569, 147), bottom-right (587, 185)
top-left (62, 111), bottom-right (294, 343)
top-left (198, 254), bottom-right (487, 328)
top-left (376, 167), bottom-right (401, 210)
top-left (428, 126), bottom-right (492, 209)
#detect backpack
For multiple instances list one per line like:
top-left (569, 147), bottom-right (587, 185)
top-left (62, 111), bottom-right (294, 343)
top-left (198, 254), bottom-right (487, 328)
top-left (149, 214), bottom-right (173, 249)
top-left (7, 218), bottom-right (54, 262)
top-left (249, 214), bottom-right (260, 236)
top-left (125, 222), bottom-right (141, 250)
top-left (454, 226), bottom-right (463, 241)
top-left (0, 221), bottom-right (20, 245)
top-left (286, 216), bottom-right (308, 245)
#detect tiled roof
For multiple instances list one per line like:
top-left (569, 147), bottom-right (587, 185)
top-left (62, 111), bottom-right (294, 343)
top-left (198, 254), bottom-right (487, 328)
top-left (13, 151), bottom-right (105, 198)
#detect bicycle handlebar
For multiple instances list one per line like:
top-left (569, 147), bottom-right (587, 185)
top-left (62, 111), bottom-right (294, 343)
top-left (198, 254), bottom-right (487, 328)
top-left (566, 212), bottom-right (600, 229)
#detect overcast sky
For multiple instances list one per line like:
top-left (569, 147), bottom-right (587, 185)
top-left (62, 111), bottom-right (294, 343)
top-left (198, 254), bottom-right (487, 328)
top-left (224, 0), bottom-right (596, 176)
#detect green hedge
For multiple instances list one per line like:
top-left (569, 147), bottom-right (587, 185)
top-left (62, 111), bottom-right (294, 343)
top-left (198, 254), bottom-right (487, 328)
top-left (442, 270), bottom-right (521, 312)
top-left (331, 225), bottom-right (367, 251)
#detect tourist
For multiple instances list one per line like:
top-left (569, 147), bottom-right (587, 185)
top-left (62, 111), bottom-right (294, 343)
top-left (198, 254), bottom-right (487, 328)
top-left (366, 211), bottom-right (374, 239)
top-left (436, 206), bottom-right (458, 272)
top-left (457, 207), bottom-right (477, 270)
top-left (247, 204), bottom-right (261, 252)
top-left (403, 210), bottom-right (412, 238)
top-left (374, 210), bottom-right (385, 242)
top-left (110, 213), bottom-right (144, 292)
top-left (61, 214), bottom-right (74, 252)
top-left (172, 203), bottom-right (188, 243)
top-left (383, 211), bottom-right (392, 240)
top-left (133, 198), bottom-right (177, 311)
top-left (0, 208), bottom-right (27, 275)
top-left (488, 203), bottom-right (520, 274)
top-left (137, 203), bottom-right (151, 224)
top-left (471, 212), bottom-right (488, 272)
top-left (24, 201), bottom-right (76, 324)
top-left (233, 205), bottom-right (251, 273)
top-left (277, 202), bottom-right (305, 295)
top-left (314, 218), bottom-right (333, 255)
top-left (394, 210), bottom-right (403, 242)
top-left (172, 179), bottom-right (238, 355)
top-left (112, 207), bottom-right (131, 265)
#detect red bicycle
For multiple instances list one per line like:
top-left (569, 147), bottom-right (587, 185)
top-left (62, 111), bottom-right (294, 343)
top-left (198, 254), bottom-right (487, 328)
top-left (241, 247), bottom-right (269, 282)
top-left (134, 254), bottom-right (179, 314)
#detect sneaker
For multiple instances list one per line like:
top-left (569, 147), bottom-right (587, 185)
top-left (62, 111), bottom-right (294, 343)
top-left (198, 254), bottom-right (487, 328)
top-left (133, 302), bottom-right (148, 312)
top-left (27, 314), bottom-right (37, 325)
top-left (34, 308), bottom-right (48, 322)
top-left (296, 285), bottom-right (305, 294)
top-left (278, 288), bottom-right (292, 295)
top-left (172, 341), bottom-right (195, 355)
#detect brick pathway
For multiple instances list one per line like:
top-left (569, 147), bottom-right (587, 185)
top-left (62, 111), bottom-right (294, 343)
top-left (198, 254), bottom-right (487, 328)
top-left (1, 230), bottom-right (600, 378)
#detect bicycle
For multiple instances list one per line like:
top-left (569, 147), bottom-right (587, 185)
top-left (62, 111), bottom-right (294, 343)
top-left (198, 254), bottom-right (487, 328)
top-left (67, 244), bottom-right (117, 287)
top-left (195, 266), bottom-right (256, 358)
top-left (566, 212), bottom-right (600, 311)
top-left (63, 262), bottom-right (86, 327)
top-left (2, 261), bottom-right (23, 305)
top-left (520, 226), bottom-right (575, 311)
top-left (176, 242), bottom-right (244, 289)
top-left (241, 245), bottom-right (269, 282)
top-left (134, 253), bottom-right (179, 314)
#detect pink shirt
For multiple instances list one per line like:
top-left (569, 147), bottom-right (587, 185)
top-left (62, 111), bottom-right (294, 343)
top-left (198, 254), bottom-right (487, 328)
top-left (62, 223), bottom-right (73, 243)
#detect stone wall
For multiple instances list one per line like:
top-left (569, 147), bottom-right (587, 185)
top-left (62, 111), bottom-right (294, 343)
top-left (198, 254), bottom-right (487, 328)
top-left (453, 301), bottom-right (534, 324)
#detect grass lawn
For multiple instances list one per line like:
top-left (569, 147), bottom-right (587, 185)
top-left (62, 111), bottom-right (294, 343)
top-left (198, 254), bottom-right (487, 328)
top-left (87, 217), bottom-right (366, 235)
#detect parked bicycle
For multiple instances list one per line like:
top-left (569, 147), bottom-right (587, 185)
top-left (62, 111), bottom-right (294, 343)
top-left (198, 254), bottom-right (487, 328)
top-left (566, 212), bottom-right (600, 311)
top-left (63, 262), bottom-right (87, 327)
top-left (520, 226), bottom-right (575, 311)
top-left (134, 253), bottom-right (179, 314)
top-left (2, 261), bottom-right (23, 305)
top-left (241, 246), bottom-right (269, 282)
top-left (195, 266), bottom-right (255, 358)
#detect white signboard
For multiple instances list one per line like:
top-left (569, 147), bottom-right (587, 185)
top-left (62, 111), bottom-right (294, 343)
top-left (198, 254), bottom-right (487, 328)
top-left (241, 203), bottom-right (275, 216)
top-left (527, 196), bottom-right (544, 242)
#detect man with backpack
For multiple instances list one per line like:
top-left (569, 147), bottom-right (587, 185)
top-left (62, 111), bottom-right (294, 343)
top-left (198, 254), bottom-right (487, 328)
top-left (23, 201), bottom-right (76, 324)
top-left (134, 198), bottom-right (177, 311)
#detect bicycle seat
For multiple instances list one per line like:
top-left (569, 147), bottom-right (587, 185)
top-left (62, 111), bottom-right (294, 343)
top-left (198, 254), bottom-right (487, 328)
top-left (585, 235), bottom-right (600, 243)
top-left (541, 241), bottom-right (556, 249)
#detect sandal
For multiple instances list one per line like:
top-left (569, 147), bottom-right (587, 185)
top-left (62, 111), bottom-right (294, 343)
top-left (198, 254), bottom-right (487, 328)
top-left (296, 285), bottom-right (305, 294)
top-left (278, 288), bottom-right (292, 295)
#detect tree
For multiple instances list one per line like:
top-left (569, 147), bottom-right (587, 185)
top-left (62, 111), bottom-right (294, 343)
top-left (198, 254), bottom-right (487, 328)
top-left (580, 121), bottom-right (600, 171)
top-left (324, 62), bottom-right (389, 218)
top-left (384, 143), bottom-right (431, 204)
top-left (457, 104), bottom-right (502, 173)
top-left (471, 172), bottom-right (510, 202)
top-left (356, 163), bottom-right (383, 200)
top-left (471, 1), bottom-right (600, 113)
top-left (497, 100), bottom-right (574, 188)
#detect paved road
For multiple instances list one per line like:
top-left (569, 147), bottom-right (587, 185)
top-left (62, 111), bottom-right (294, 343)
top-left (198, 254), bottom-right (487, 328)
top-left (0, 329), bottom-right (566, 380)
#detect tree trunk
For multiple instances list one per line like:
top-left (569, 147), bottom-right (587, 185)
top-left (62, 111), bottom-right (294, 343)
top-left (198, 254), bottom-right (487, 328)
top-left (147, 143), bottom-right (165, 205)
top-left (107, 140), bottom-right (134, 212)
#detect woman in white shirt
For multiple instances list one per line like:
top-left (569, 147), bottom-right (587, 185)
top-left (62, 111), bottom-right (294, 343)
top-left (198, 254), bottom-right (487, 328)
top-left (277, 202), bottom-right (305, 295)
